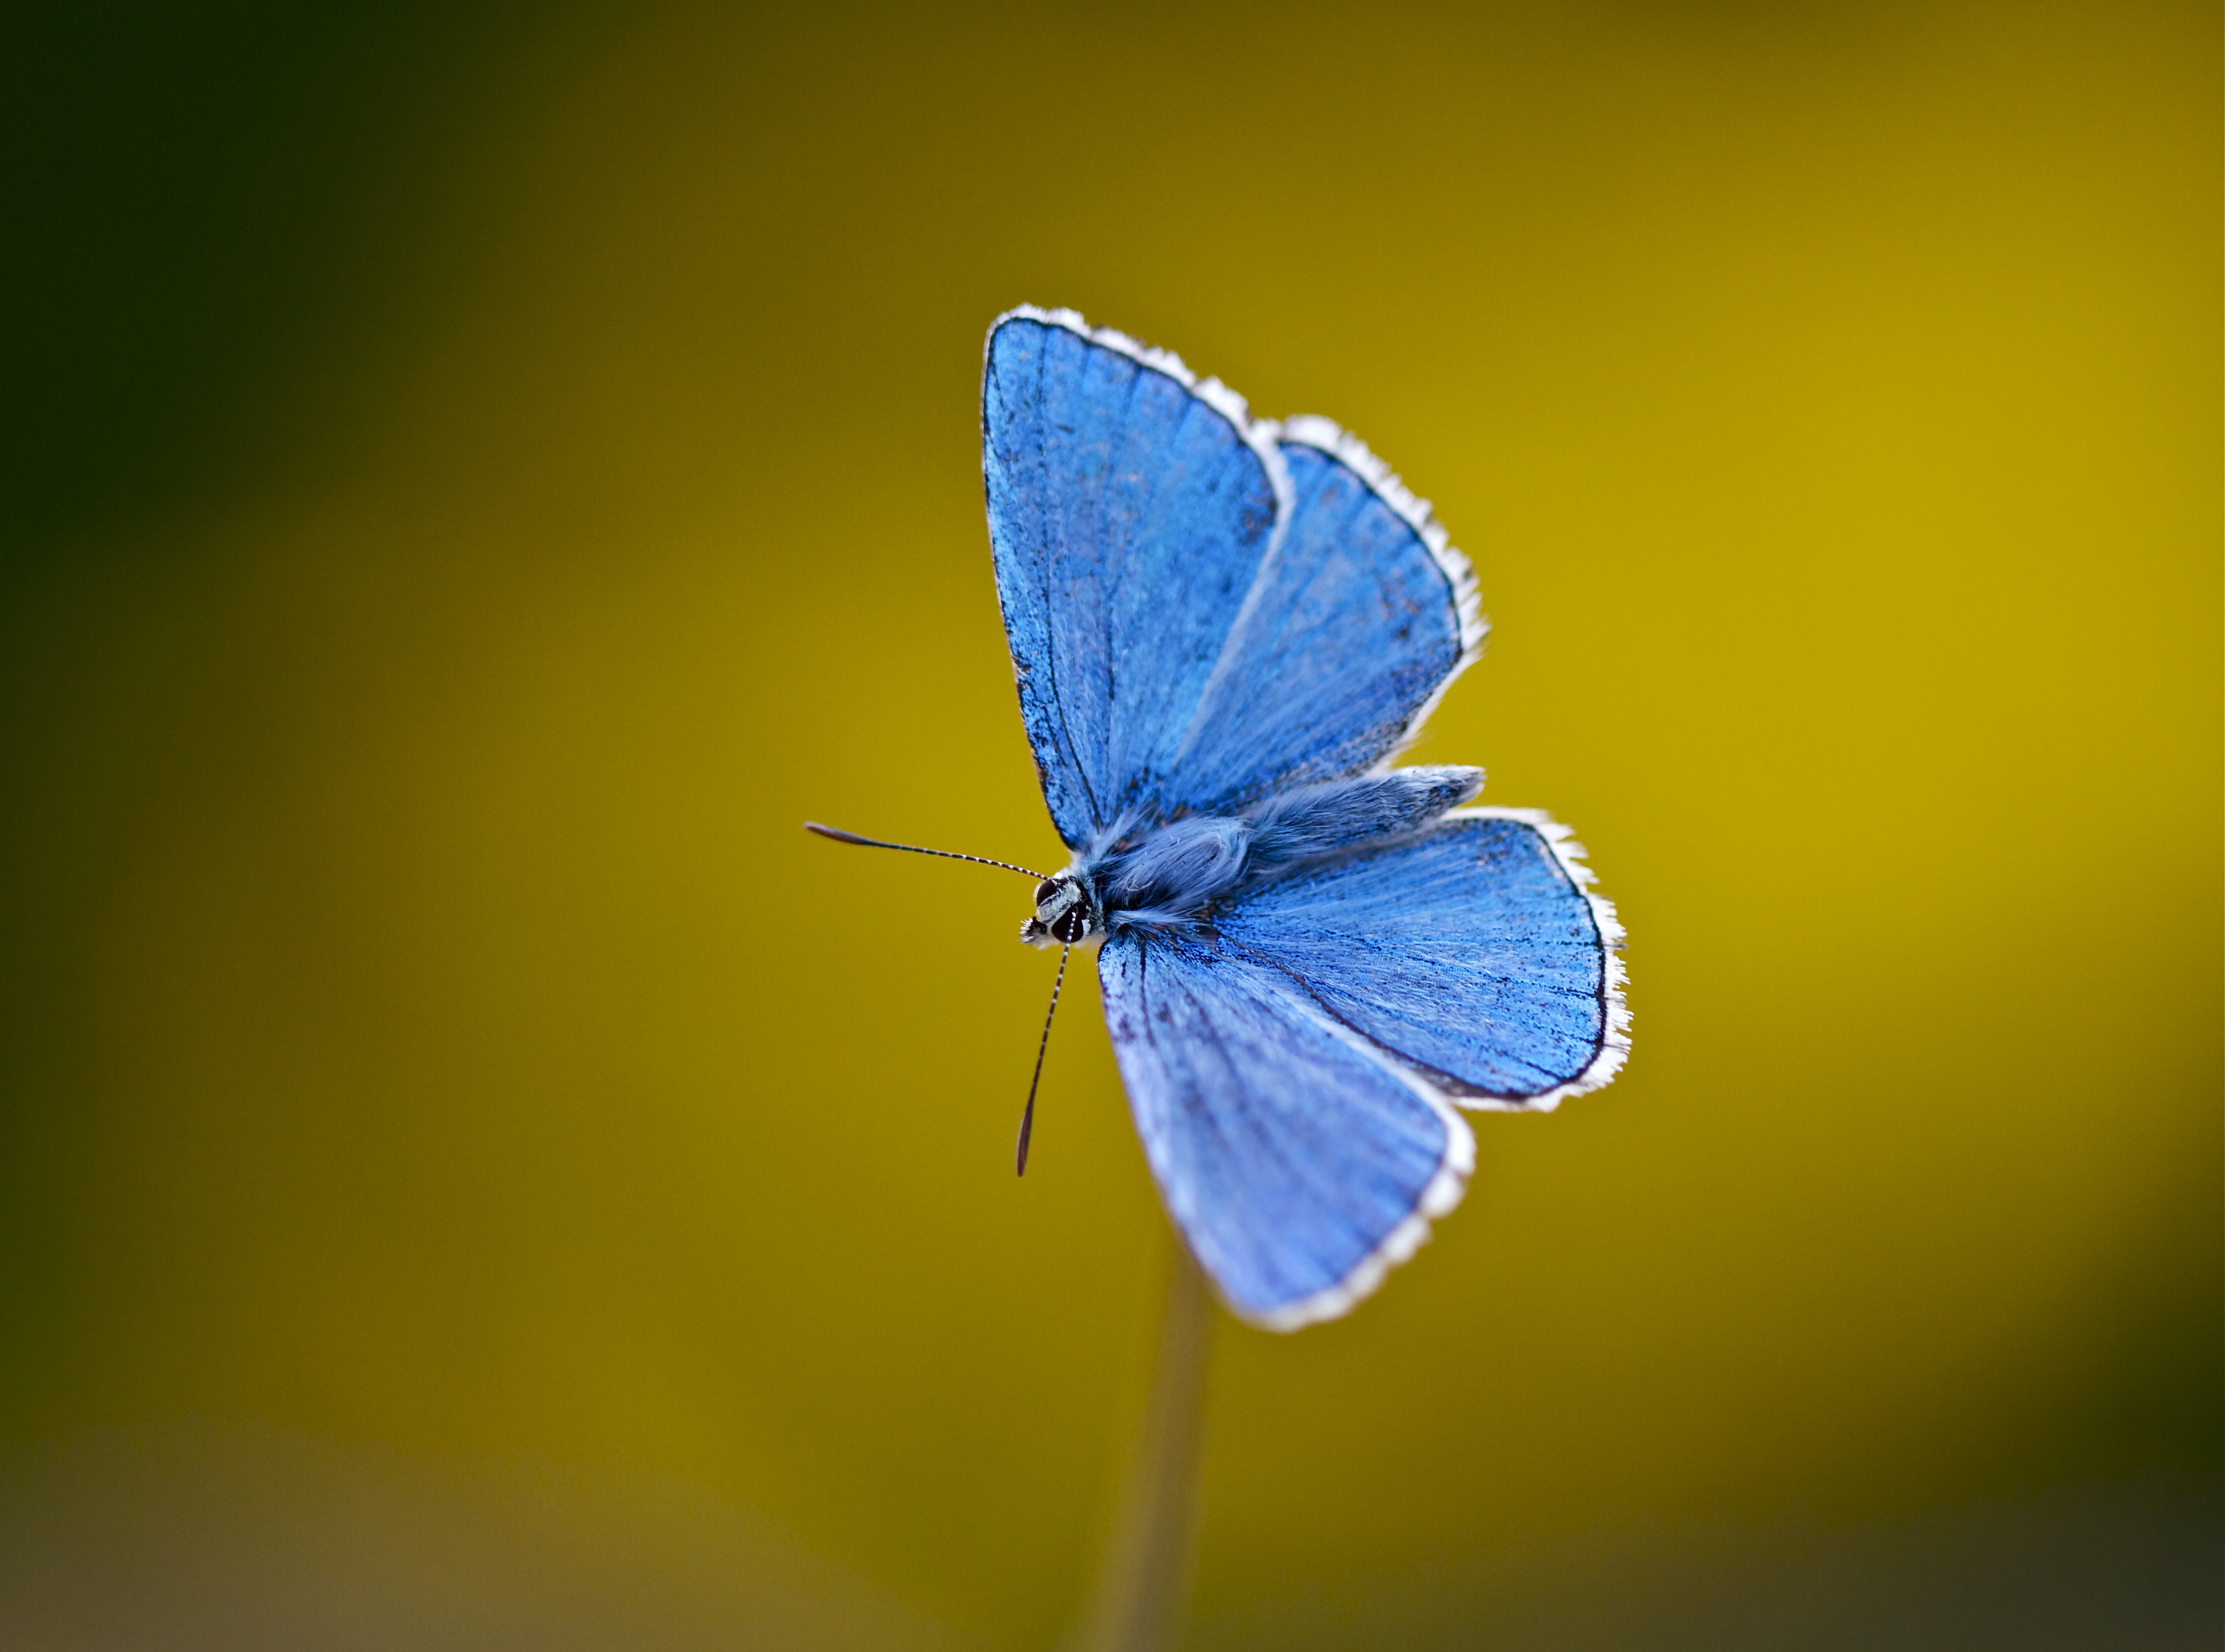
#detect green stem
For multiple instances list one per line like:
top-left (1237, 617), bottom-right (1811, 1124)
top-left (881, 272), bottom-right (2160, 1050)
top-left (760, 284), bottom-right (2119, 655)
top-left (1076, 1234), bottom-right (1215, 1652)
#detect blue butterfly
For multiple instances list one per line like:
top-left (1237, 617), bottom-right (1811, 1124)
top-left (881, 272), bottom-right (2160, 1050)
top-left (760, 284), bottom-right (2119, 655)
top-left (811, 306), bottom-right (1627, 1331)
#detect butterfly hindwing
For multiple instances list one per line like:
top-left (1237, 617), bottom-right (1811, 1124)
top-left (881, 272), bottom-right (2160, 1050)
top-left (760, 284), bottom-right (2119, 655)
top-left (1216, 811), bottom-right (1628, 1107)
top-left (1099, 926), bottom-right (1474, 1330)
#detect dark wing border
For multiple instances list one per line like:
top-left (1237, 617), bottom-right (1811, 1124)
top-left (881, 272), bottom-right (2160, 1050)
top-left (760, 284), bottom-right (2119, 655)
top-left (1442, 806), bottom-right (1632, 1108)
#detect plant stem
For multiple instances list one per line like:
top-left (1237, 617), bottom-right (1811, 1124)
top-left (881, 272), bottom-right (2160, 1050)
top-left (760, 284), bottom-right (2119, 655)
top-left (1075, 1233), bottom-right (1215, 1652)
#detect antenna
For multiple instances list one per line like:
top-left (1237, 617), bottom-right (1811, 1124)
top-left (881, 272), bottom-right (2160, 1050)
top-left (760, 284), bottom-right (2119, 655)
top-left (1015, 942), bottom-right (1071, 1176)
top-left (806, 819), bottom-right (1070, 1174)
top-left (802, 821), bottom-right (1047, 881)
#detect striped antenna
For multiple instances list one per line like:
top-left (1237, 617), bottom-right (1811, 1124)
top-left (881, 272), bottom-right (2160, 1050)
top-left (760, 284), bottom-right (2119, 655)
top-left (1015, 942), bottom-right (1071, 1176)
top-left (803, 821), bottom-right (1047, 881)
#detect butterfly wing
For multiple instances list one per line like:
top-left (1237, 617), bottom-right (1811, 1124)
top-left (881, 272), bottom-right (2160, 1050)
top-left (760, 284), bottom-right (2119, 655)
top-left (984, 311), bottom-right (1484, 841)
top-left (1216, 811), bottom-right (1629, 1107)
top-left (1100, 811), bottom-right (1624, 1328)
top-left (1164, 417), bottom-right (1486, 817)
top-left (1099, 926), bottom-right (1475, 1330)
top-left (983, 308), bottom-right (1289, 847)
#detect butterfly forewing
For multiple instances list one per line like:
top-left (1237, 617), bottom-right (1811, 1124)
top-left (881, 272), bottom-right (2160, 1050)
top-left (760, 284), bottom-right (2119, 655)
top-left (983, 312), bottom-right (1283, 845)
top-left (1165, 433), bottom-right (1480, 816)
top-left (984, 314), bottom-right (1484, 839)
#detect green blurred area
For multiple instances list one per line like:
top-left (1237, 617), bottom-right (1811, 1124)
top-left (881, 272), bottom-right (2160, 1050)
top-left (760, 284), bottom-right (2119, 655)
top-left (0, 1), bottom-right (2216, 1647)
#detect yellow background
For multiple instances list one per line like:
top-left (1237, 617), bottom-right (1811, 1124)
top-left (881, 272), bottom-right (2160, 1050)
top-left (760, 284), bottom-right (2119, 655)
top-left (0, 2), bottom-right (2215, 1645)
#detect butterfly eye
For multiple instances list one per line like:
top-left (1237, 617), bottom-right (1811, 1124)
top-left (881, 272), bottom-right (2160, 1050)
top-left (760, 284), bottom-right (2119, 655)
top-left (1034, 879), bottom-right (1060, 906)
top-left (1050, 905), bottom-right (1091, 944)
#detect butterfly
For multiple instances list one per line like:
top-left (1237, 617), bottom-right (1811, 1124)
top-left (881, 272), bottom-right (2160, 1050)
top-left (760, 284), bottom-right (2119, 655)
top-left (810, 306), bottom-right (1627, 1331)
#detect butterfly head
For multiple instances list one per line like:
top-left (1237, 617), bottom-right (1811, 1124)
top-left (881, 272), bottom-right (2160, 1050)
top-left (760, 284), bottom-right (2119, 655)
top-left (1022, 873), bottom-right (1098, 947)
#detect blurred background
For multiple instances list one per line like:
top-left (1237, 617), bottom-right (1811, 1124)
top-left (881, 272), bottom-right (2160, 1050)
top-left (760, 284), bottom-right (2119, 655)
top-left (0, 1), bottom-right (2216, 1647)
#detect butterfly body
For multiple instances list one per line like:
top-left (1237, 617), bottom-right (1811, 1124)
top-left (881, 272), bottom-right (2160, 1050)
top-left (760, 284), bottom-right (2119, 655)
top-left (871, 306), bottom-right (1628, 1329)
top-left (1021, 766), bottom-right (1486, 948)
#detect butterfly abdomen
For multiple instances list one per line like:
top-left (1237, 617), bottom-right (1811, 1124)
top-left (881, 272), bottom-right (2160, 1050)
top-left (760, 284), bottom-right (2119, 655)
top-left (1067, 765), bottom-right (1484, 940)
top-left (1242, 767), bottom-right (1481, 871)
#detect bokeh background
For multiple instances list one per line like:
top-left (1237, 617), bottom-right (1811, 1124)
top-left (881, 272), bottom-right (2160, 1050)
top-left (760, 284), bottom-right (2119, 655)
top-left (0, 1), bottom-right (2216, 1647)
